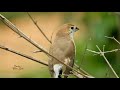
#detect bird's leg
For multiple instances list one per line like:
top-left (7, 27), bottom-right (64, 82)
top-left (58, 69), bottom-right (63, 78)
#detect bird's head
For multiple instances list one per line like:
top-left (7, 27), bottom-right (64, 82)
top-left (68, 24), bottom-right (79, 39)
top-left (56, 24), bottom-right (79, 38)
top-left (68, 24), bottom-right (79, 34)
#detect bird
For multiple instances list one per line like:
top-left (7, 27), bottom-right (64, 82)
top-left (48, 23), bottom-right (79, 78)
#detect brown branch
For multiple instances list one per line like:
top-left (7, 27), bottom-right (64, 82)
top-left (27, 12), bottom-right (52, 44)
top-left (0, 44), bottom-right (92, 78)
top-left (74, 63), bottom-right (92, 76)
top-left (0, 14), bottom-right (93, 78)
top-left (0, 46), bottom-right (93, 78)
top-left (71, 71), bottom-right (94, 78)
top-left (71, 71), bottom-right (84, 78)
top-left (0, 45), bottom-right (48, 66)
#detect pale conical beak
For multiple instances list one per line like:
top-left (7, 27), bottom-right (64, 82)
top-left (75, 27), bottom-right (79, 32)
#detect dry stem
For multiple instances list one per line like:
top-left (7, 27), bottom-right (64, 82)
top-left (105, 36), bottom-right (120, 45)
top-left (27, 12), bottom-right (52, 44)
top-left (87, 45), bottom-right (119, 78)
top-left (0, 45), bottom-right (48, 66)
top-left (0, 14), bottom-right (93, 78)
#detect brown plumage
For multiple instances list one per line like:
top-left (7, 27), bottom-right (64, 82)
top-left (48, 24), bottom-right (79, 78)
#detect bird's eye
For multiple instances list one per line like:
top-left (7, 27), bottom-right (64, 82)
top-left (71, 27), bottom-right (74, 29)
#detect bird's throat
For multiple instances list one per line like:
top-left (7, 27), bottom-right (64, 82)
top-left (70, 31), bottom-right (74, 40)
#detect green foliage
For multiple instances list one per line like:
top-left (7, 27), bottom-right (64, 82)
top-left (75, 12), bottom-right (119, 78)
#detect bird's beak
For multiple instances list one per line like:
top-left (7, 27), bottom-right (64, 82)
top-left (75, 27), bottom-right (79, 32)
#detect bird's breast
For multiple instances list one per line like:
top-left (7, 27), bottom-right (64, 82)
top-left (50, 37), bottom-right (75, 59)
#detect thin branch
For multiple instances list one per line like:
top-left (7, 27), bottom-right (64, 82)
top-left (105, 36), bottom-right (120, 45)
top-left (101, 53), bottom-right (119, 78)
top-left (87, 45), bottom-right (119, 78)
top-left (74, 63), bottom-right (80, 68)
top-left (27, 12), bottom-right (52, 44)
top-left (0, 44), bottom-right (92, 78)
top-left (0, 45), bottom-right (48, 66)
top-left (87, 49), bottom-right (100, 54)
top-left (79, 39), bottom-right (88, 69)
top-left (71, 71), bottom-right (84, 78)
top-left (74, 63), bottom-right (92, 76)
top-left (71, 71), bottom-right (94, 78)
top-left (0, 14), bottom-right (92, 78)
top-left (0, 14), bottom-right (47, 52)
top-left (102, 55), bottom-right (118, 78)
top-left (87, 48), bottom-right (120, 54)
top-left (104, 49), bottom-right (120, 53)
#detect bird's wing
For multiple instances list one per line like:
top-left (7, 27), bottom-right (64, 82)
top-left (48, 37), bottom-right (75, 74)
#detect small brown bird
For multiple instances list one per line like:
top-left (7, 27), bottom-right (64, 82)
top-left (48, 24), bottom-right (79, 78)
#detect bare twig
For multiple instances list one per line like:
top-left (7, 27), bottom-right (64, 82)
top-left (79, 40), bottom-right (88, 68)
top-left (27, 12), bottom-right (52, 44)
top-left (71, 71), bottom-right (84, 78)
top-left (87, 49), bottom-right (100, 54)
top-left (0, 45), bottom-right (48, 66)
top-left (0, 14), bottom-right (93, 78)
top-left (0, 44), bottom-right (92, 78)
top-left (104, 49), bottom-right (120, 53)
top-left (74, 63), bottom-right (92, 76)
top-left (87, 45), bottom-right (119, 78)
top-left (74, 63), bottom-right (80, 68)
top-left (105, 36), bottom-right (120, 45)
top-left (71, 71), bottom-right (94, 78)
top-left (101, 55), bottom-right (119, 78)
top-left (96, 45), bottom-right (118, 78)
top-left (87, 48), bottom-right (120, 54)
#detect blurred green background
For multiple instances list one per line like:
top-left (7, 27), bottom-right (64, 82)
top-left (0, 12), bottom-right (120, 78)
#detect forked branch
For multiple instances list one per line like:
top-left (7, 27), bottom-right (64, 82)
top-left (0, 44), bottom-right (87, 78)
top-left (105, 36), bottom-right (120, 45)
top-left (27, 12), bottom-right (52, 44)
top-left (0, 45), bottom-right (48, 66)
top-left (87, 45), bottom-right (119, 78)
